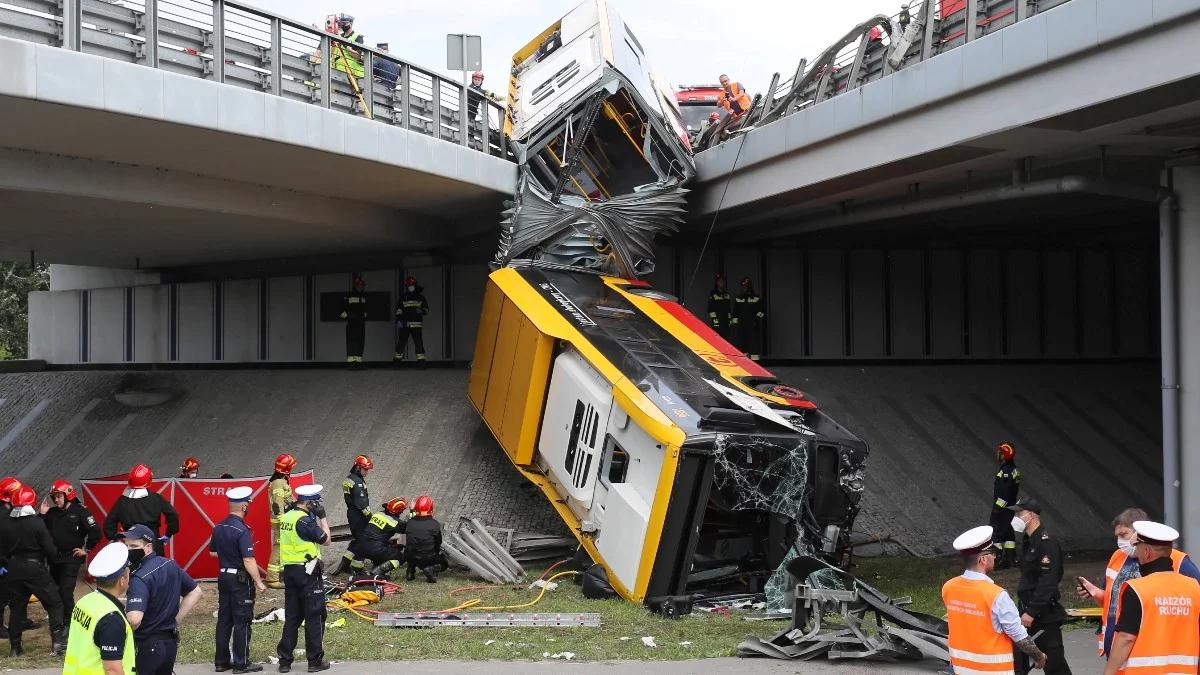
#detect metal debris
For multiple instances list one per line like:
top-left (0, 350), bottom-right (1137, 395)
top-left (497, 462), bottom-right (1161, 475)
top-left (374, 612), bottom-right (602, 628)
top-left (443, 517), bottom-right (527, 584)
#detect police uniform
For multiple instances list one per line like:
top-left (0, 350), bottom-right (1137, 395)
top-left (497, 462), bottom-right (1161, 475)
top-left (342, 468), bottom-right (370, 573)
top-left (124, 524), bottom-right (199, 675)
top-left (341, 281), bottom-right (369, 363)
top-left (1008, 498), bottom-right (1071, 675)
top-left (276, 485), bottom-right (330, 673)
top-left (103, 489), bottom-right (179, 557)
top-left (42, 494), bottom-right (102, 631)
top-left (267, 470), bottom-right (294, 588)
top-left (732, 279), bottom-right (765, 360)
top-left (706, 281), bottom-right (733, 341)
top-left (211, 486), bottom-right (261, 672)
top-left (63, 542), bottom-right (135, 675)
top-left (991, 459), bottom-right (1021, 565)
top-left (394, 280), bottom-right (430, 361)
top-left (3, 501), bottom-right (66, 655)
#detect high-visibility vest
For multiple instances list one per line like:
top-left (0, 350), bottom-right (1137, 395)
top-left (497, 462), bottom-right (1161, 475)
top-left (331, 32), bottom-right (365, 79)
top-left (942, 575), bottom-right (1015, 674)
top-left (1115, 571), bottom-right (1200, 673)
top-left (720, 82), bottom-right (751, 116)
top-left (63, 591), bottom-right (135, 675)
top-left (1100, 549), bottom-right (1188, 654)
top-left (278, 509), bottom-right (321, 565)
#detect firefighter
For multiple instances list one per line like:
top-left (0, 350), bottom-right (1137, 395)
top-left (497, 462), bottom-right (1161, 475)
top-left (717, 74), bottom-right (752, 118)
top-left (338, 455), bottom-right (373, 575)
top-left (943, 526), bottom-right (1046, 674)
top-left (179, 456), bottom-right (199, 479)
top-left (991, 442), bottom-right (1021, 567)
top-left (706, 274), bottom-right (733, 341)
top-left (211, 485), bottom-right (266, 673)
top-left (0, 476), bottom-right (22, 640)
top-left (275, 484), bottom-right (331, 673)
top-left (103, 464), bottom-right (179, 557)
top-left (361, 498), bottom-right (409, 578)
top-left (4, 486), bottom-right (66, 656)
top-left (899, 2), bottom-right (912, 30)
top-left (329, 13), bottom-right (365, 81)
top-left (266, 453), bottom-right (297, 590)
top-left (394, 275), bottom-right (430, 362)
top-left (1008, 498), bottom-right (1072, 675)
top-left (732, 276), bottom-right (765, 360)
top-left (341, 274), bottom-right (369, 364)
top-left (404, 496), bottom-right (447, 583)
top-left (39, 479), bottom-right (101, 637)
top-left (62, 542), bottom-right (133, 675)
top-left (1103, 520), bottom-right (1200, 675)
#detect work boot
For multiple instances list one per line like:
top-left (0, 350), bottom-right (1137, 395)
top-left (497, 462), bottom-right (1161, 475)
top-left (370, 560), bottom-right (398, 578)
top-left (423, 568), bottom-right (437, 584)
top-left (9, 642), bottom-right (21, 658)
top-left (51, 629), bottom-right (66, 656)
top-left (405, 567), bottom-right (416, 581)
top-left (232, 665), bottom-right (264, 673)
top-left (308, 661), bottom-right (331, 672)
top-left (21, 619), bottom-right (38, 630)
top-left (278, 662), bottom-right (291, 673)
top-left (0, 624), bottom-right (7, 640)
top-left (334, 555), bottom-right (353, 576)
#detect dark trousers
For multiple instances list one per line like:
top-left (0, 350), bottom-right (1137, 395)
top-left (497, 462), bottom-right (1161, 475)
top-left (136, 635), bottom-right (179, 675)
top-left (396, 325), bottom-right (425, 358)
top-left (276, 565), bottom-right (325, 666)
top-left (356, 539), bottom-right (404, 568)
top-left (0, 577), bottom-right (10, 632)
top-left (345, 511), bottom-right (367, 565)
top-left (6, 561), bottom-right (64, 646)
top-left (406, 553), bottom-right (447, 579)
top-left (48, 560), bottom-right (82, 629)
top-left (216, 572), bottom-right (255, 668)
top-left (1015, 621), bottom-right (1071, 675)
top-left (346, 319), bottom-right (365, 358)
top-left (734, 322), bottom-right (763, 358)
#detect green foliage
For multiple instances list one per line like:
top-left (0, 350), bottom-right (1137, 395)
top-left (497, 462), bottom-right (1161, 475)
top-left (0, 262), bottom-right (49, 360)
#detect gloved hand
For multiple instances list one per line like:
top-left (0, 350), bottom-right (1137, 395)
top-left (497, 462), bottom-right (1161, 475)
top-left (309, 501), bottom-right (326, 519)
top-left (0, 567), bottom-right (7, 577)
top-left (158, 535), bottom-right (170, 543)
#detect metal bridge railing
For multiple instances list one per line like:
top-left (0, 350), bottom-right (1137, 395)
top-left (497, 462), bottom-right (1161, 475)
top-left (0, 0), bottom-right (510, 158)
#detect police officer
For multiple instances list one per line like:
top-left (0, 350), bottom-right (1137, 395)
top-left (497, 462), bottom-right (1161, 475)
top-left (267, 453), bottom-right (297, 589)
top-left (341, 275), bottom-right (369, 364)
top-left (39, 479), bottom-right (101, 636)
top-left (732, 276), bottom-right (765, 360)
top-left (329, 13), bottom-right (365, 82)
top-left (0, 476), bottom-right (22, 640)
top-left (360, 498), bottom-right (409, 577)
top-left (404, 496), bottom-right (447, 583)
top-left (338, 455), bottom-right (373, 575)
top-left (1008, 498), bottom-right (1072, 675)
top-left (122, 524), bottom-right (203, 675)
top-left (4, 485), bottom-right (66, 656)
top-left (991, 442), bottom-right (1021, 568)
top-left (212, 486), bottom-right (266, 673)
top-left (276, 484), bottom-right (331, 673)
top-left (706, 274), bottom-right (733, 341)
top-left (63, 542), bottom-right (134, 675)
top-left (179, 457), bottom-right (200, 479)
top-left (103, 464), bottom-right (180, 557)
top-left (394, 276), bottom-right (430, 362)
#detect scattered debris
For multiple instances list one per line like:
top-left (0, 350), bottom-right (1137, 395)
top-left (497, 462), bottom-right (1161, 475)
top-left (641, 636), bottom-right (657, 648)
top-left (485, 640), bottom-right (496, 646)
top-left (529, 579), bottom-right (559, 591)
top-left (680, 641), bottom-right (693, 646)
top-left (546, 652), bottom-right (576, 660)
top-left (619, 637), bottom-right (631, 641)
top-left (253, 608), bottom-right (285, 624)
top-left (327, 617), bottom-right (346, 628)
top-left (443, 517), bottom-right (527, 584)
top-left (374, 612), bottom-right (602, 628)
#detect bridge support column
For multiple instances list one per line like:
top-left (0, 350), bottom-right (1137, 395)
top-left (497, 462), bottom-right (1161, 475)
top-left (1175, 164), bottom-right (1200, 546)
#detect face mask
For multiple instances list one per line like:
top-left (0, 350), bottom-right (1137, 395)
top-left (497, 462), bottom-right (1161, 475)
top-left (1011, 515), bottom-right (1027, 534)
top-left (406, 285), bottom-right (415, 292)
top-left (1118, 537), bottom-right (1137, 556)
top-left (127, 548), bottom-right (147, 568)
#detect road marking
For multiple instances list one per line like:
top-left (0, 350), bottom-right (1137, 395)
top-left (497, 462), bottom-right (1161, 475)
top-left (0, 399), bottom-right (51, 455)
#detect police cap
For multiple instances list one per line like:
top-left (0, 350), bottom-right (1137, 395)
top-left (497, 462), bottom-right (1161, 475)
top-left (226, 486), bottom-right (253, 503)
top-left (119, 524), bottom-right (157, 543)
top-left (295, 484), bottom-right (323, 501)
top-left (88, 542), bottom-right (131, 582)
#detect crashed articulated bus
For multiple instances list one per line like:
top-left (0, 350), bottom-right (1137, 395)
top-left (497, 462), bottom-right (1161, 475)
top-left (469, 0), bottom-right (868, 614)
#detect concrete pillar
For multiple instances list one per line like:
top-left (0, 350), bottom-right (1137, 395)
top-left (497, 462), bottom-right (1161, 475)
top-left (1176, 165), bottom-right (1200, 546)
top-left (49, 264), bottom-right (160, 291)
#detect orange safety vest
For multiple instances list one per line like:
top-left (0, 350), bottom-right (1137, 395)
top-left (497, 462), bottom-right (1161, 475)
top-left (720, 82), bottom-right (751, 116)
top-left (1100, 549), bottom-right (1188, 654)
top-left (1114, 570), bottom-right (1200, 674)
top-left (943, 575), bottom-right (1016, 674)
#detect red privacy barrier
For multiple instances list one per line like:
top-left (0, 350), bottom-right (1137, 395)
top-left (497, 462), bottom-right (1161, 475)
top-left (80, 471), bottom-right (316, 580)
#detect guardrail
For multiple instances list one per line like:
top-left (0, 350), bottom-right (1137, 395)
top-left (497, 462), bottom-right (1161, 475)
top-left (0, 0), bottom-right (509, 158)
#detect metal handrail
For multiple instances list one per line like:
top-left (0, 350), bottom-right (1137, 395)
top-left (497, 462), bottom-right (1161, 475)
top-left (1, 0), bottom-right (509, 158)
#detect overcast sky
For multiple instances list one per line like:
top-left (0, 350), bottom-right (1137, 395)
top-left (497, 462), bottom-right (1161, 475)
top-left (254, 0), bottom-right (902, 95)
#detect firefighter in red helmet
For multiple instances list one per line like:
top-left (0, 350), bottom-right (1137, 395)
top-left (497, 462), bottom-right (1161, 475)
top-left (404, 496), bottom-right (447, 583)
top-left (732, 276), bottom-right (766, 360)
top-left (179, 456), bottom-right (200, 479)
top-left (0, 477), bottom-right (22, 639)
top-left (337, 455), bottom-right (374, 574)
top-left (360, 498), bottom-right (410, 579)
top-left (103, 464), bottom-right (179, 557)
top-left (266, 452), bottom-right (297, 588)
top-left (5, 485), bottom-right (67, 655)
top-left (991, 442), bottom-right (1022, 568)
top-left (394, 275), bottom-right (430, 362)
top-left (707, 274), bottom-right (733, 341)
top-left (40, 479), bottom-right (100, 634)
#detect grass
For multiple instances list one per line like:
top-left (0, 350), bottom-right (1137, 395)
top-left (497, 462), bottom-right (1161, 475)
top-left (6, 552), bottom-right (1109, 668)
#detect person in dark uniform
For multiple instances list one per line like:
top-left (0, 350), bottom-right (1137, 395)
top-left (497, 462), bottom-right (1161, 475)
top-left (62, 542), bottom-right (135, 674)
top-left (122, 524), bottom-right (203, 675)
top-left (338, 455), bottom-right (374, 575)
top-left (404, 496), bottom-right (447, 583)
top-left (4, 486), bottom-right (66, 656)
top-left (341, 274), bottom-right (369, 364)
top-left (211, 486), bottom-right (266, 673)
top-left (1008, 498), bottom-right (1072, 675)
top-left (39, 479), bottom-right (101, 637)
top-left (706, 274), bottom-right (733, 341)
top-left (394, 276), bottom-right (430, 362)
top-left (276, 484), bottom-right (331, 673)
top-left (103, 464), bottom-right (180, 557)
top-left (358, 498), bottom-right (408, 577)
top-left (732, 276), bottom-right (766, 360)
top-left (991, 443), bottom-right (1021, 568)
top-left (0, 476), bottom-right (22, 640)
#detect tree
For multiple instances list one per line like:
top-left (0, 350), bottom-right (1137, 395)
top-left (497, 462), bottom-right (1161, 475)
top-left (0, 262), bottom-right (49, 360)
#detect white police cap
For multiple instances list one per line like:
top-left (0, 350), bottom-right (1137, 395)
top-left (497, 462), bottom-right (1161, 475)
top-left (1133, 520), bottom-right (1180, 547)
top-left (952, 525), bottom-right (997, 556)
top-left (88, 542), bottom-right (130, 582)
top-left (295, 484), bottom-right (323, 501)
top-left (226, 486), bottom-right (253, 503)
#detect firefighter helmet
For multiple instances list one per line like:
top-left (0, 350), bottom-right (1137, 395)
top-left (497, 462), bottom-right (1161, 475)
top-left (0, 476), bottom-right (21, 502)
top-left (352, 274), bottom-right (365, 290)
top-left (404, 276), bottom-right (417, 287)
top-left (996, 443), bottom-right (1016, 463)
top-left (471, 71), bottom-right (483, 81)
top-left (413, 495), bottom-right (434, 516)
top-left (740, 276), bottom-right (753, 289)
top-left (50, 479), bottom-right (76, 501)
top-left (13, 486), bottom-right (36, 508)
top-left (354, 454), bottom-right (374, 471)
top-left (128, 464), bottom-right (153, 489)
top-left (180, 457), bottom-right (200, 474)
top-left (275, 453), bottom-right (297, 474)
top-left (385, 497), bottom-right (407, 515)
